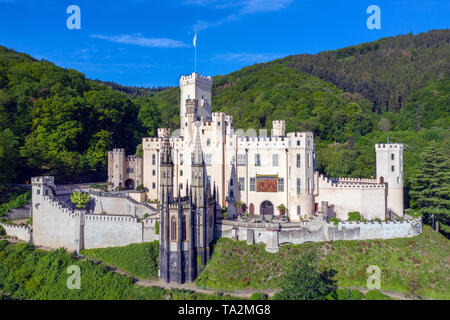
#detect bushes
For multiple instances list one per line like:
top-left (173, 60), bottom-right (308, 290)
top-left (0, 225), bottom-right (5, 236)
top-left (89, 183), bottom-right (108, 191)
top-left (329, 217), bottom-right (339, 226)
top-left (0, 191), bottom-right (31, 217)
top-left (347, 212), bottom-right (361, 222)
top-left (155, 220), bottom-right (159, 235)
top-left (70, 192), bottom-right (90, 209)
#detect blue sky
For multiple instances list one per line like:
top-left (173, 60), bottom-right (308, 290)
top-left (0, 0), bottom-right (448, 87)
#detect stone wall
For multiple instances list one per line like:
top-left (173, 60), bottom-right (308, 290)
top-left (0, 223), bottom-right (32, 243)
top-left (217, 217), bottom-right (422, 252)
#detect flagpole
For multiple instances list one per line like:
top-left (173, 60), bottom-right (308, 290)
top-left (195, 41), bottom-right (197, 73)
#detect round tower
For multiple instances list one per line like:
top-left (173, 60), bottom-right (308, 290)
top-left (376, 143), bottom-right (404, 217)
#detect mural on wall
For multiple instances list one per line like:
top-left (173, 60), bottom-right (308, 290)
top-left (256, 175), bottom-right (278, 192)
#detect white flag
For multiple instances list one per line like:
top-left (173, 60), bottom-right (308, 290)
top-left (193, 31), bottom-right (197, 47)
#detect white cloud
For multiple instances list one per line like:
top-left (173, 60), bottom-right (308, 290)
top-left (190, 0), bottom-right (292, 30)
top-left (91, 33), bottom-right (188, 48)
top-left (212, 52), bottom-right (285, 64)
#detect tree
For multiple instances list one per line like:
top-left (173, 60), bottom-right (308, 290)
top-left (410, 142), bottom-right (450, 237)
top-left (273, 252), bottom-right (337, 300)
top-left (70, 192), bottom-right (90, 209)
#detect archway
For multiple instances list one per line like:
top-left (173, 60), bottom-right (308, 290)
top-left (260, 201), bottom-right (274, 220)
top-left (125, 179), bottom-right (135, 190)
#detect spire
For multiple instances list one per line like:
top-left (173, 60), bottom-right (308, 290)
top-left (192, 121), bottom-right (203, 165)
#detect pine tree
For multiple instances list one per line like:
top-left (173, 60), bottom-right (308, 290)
top-left (410, 142), bottom-right (450, 237)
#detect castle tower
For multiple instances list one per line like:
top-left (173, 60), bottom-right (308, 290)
top-left (159, 124), bottom-right (174, 203)
top-left (376, 143), bottom-right (404, 217)
top-left (179, 72), bottom-right (213, 135)
top-left (272, 120), bottom-right (286, 137)
top-left (108, 148), bottom-right (125, 189)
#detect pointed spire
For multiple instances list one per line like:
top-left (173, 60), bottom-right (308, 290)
top-left (192, 121), bottom-right (203, 165)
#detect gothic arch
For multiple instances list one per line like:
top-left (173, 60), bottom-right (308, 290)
top-left (260, 201), bottom-right (274, 218)
top-left (170, 216), bottom-right (177, 242)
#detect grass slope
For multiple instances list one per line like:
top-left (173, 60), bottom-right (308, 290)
top-left (80, 241), bottom-right (159, 279)
top-left (196, 226), bottom-right (449, 299)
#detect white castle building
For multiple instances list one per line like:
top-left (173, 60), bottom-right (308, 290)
top-left (109, 72), bottom-right (405, 222)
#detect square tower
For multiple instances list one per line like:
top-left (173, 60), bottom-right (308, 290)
top-left (376, 143), bottom-right (404, 217)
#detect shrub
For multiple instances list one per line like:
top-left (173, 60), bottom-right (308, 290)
top-left (223, 211), bottom-right (229, 219)
top-left (70, 192), bottom-right (90, 209)
top-left (0, 191), bottom-right (32, 217)
top-left (329, 218), bottom-right (339, 226)
top-left (250, 292), bottom-right (268, 300)
top-left (136, 184), bottom-right (145, 192)
top-left (115, 186), bottom-right (124, 191)
top-left (364, 290), bottom-right (390, 300)
top-left (0, 225), bottom-right (5, 236)
top-left (89, 183), bottom-right (108, 191)
top-left (348, 212), bottom-right (361, 221)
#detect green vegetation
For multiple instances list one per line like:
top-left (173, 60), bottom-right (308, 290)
top-left (0, 190), bottom-right (31, 217)
top-left (0, 240), bottom-right (234, 300)
top-left (70, 192), bottom-right (90, 209)
top-left (81, 241), bottom-right (159, 279)
top-left (0, 226), bottom-right (5, 236)
top-left (273, 253), bottom-right (336, 300)
top-left (196, 226), bottom-right (450, 299)
top-left (364, 290), bottom-right (391, 300)
top-left (155, 220), bottom-right (159, 235)
top-left (89, 183), bottom-right (108, 191)
top-left (347, 212), bottom-right (361, 222)
top-left (329, 217), bottom-right (339, 226)
top-left (249, 292), bottom-right (268, 300)
top-left (410, 142), bottom-right (450, 237)
top-left (327, 288), bottom-right (364, 300)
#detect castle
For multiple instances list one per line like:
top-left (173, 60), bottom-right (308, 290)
top-left (109, 71), bottom-right (405, 221)
top-left (0, 72), bottom-right (422, 285)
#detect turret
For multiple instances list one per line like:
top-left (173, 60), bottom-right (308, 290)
top-left (159, 124), bottom-right (174, 203)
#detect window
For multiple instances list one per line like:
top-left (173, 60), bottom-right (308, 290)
top-left (278, 178), bottom-right (284, 192)
top-left (36, 189), bottom-right (40, 195)
top-left (308, 154), bottom-right (311, 168)
top-left (297, 206), bottom-right (301, 216)
top-left (296, 154), bottom-right (301, 168)
top-left (152, 169), bottom-right (156, 176)
top-left (297, 140), bottom-right (300, 146)
top-left (152, 182), bottom-right (156, 189)
top-left (205, 154), bottom-right (212, 166)
top-left (250, 178), bottom-right (256, 191)
top-left (308, 178), bottom-right (311, 194)
top-left (180, 183), bottom-right (183, 190)
top-left (207, 176), bottom-right (211, 186)
top-left (273, 154), bottom-right (279, 167)
top-left (180, 154), bottom-right (183, 165)
top-left (391, 165), bottom-right (395, 172)
top-left (255, 154), bottom-right (261, 166)
top-left (152, 154), bottom-right (156, 165)
top-left (297, 178), bottom-right (301, 194)
top-left (391, 154), bottom-right (395, 160)
top-left (397, 177), bottom-right (400, 183)
top-left (237, 154), bottom-right (246, 166)
top-left (180, 170), bottom-right (183, 176)
top-left (170, 216), bottom-right (177, 242)
top-left (207, 138), bottom-right (211, 146)
top-left (239, 177), bottom-right (245, 191)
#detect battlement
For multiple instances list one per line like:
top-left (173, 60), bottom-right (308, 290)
top-left (31, 176), bottom-right (54, 184)
top-left (158, 127), bottom-right (170, 138)
top-left (337, 177), bottom-right (378, 183)
top-left (335, 217), bottom-right (421, 227)
top-left (0, 222), bottom-right (31, 231)
top-left (84, 214), bottom-right (138, 223)
top-left (179, 72), bottom-right (213, 85)
top-left (110, 148), bottom-right (125, 154)
top-left (375, 143), bottom-right (403, 150)
top-left (286, 132), bottom-right (314, 138)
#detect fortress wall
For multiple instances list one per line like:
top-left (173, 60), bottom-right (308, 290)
top-left (315, 174), bottom-right (386, 220)
top-left (0, 223), bottom-right (32, 243)
top-left (143, 218), bottom-right (159, 242)
top-left (216, 218), bottom-right (422, 252)
top-left (83, 215), bottom-right (143, 249)
top-left (90, 194), bottom-right (153, 218)
top-left (32, 196), bottom-right (78, 251)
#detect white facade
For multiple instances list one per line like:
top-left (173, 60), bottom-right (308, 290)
top-left (139, 72), bottom-right (404, 222)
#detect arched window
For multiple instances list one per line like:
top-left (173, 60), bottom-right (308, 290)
top-left (208, 213), bottom-right (213, 228)
top-left (170, 216), bottom-right (177, 242)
